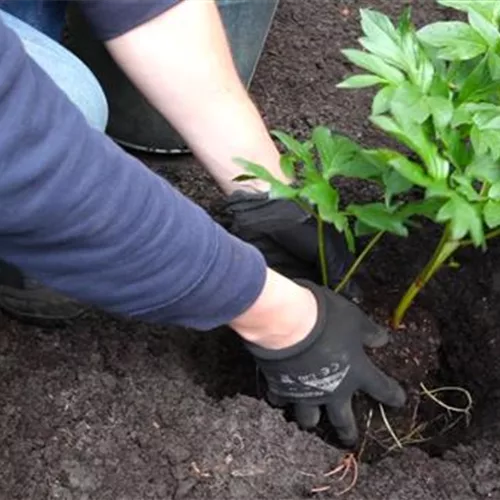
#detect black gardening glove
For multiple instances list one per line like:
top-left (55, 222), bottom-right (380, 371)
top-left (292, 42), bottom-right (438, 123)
top-left (244, 280), bottom-right (406, 447)
top-left (225, 191), bottom-right (361, 299)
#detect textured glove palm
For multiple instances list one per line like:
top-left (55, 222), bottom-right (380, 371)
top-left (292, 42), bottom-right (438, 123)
top-left (245, 280), bottom-right (406, 446)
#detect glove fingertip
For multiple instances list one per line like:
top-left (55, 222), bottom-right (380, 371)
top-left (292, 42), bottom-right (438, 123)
top-left (294, 404), bottom-right (321, 429)
top-left (363, 325), bottom-right (390, 349)
top-left (387, 384), bottom-right (407, 408)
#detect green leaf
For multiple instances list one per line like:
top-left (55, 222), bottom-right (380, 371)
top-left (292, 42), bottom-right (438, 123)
top-left (473, 110), bottom-right (500, 130)
top-left (436, 195), bottom-right (484, 245)
top-left (347, 203), bottom-right (409, 236)
top-left (466, 155), bottom-right (500, 183)
top-left (488, 52), bottom-right (500, 79)
top-left (489, 182), bottom-right (500, 200)
top-left (426, 179), bottom-right (454, 198)
top-left (456, 55), bottom-right (491, 103)
top-left (438, 1), bottom-right (500, 25)
top-left (468, 10), bottom-right (500, 48)
top-left (358, 9), bottom-right (405, 69)
top-left (311, 128), bottom-right (362, 180)
top-left (341, 49), bottom-right (406, 85)
top-left (300, 179), bottom-right (339, 212)
top-left (390, 83), bottom-right (430, 124)
top-left (451, 106), bottom-right (473, 127)
top-left (382, 170), bottom-right (414, 202)
top-left (233, 158), bottom-right (298, 199)
top-left (372, 86), bottom-right (396, 115)
top-left (279, 154), bottom-right (296, 179)
top-left (397, 7), bottom-right (413, 35)
top-left (271, 130), bottom-right (314, 165)
top-left (417, 22), bottom-right (488, 60)
top-left (337, 74), bottom-right (387, 89)
top-left (354, 219), bottom-right (379, 237)
top-left (471, 127), bottom-right (500, 160)
top-left (386, 153), bottom-right (434, 187)
top-left (452, 174), bottom-right (483, 201)
top-left (428, 96), bottom-right (454, 129)
top-left (484, 200), bottom-right (500, 228)
top-left (370, 115), bottom-right (403, 137)
top-left (397, 198), bottom-right (445, 221)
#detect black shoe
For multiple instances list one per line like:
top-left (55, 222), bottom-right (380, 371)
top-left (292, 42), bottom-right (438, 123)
top-left (0, 260), bottom-right (86, 323)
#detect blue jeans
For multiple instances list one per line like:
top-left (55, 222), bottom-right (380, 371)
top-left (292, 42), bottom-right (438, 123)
top-left (0, 9), bottom-right (108, 131)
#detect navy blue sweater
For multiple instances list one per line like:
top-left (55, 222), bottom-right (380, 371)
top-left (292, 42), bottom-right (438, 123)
top-left (0, 1), bottom-right (267, 329)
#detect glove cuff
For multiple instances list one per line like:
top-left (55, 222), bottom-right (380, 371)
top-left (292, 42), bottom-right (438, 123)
top-left (243, 279), bottom-right (328, 361)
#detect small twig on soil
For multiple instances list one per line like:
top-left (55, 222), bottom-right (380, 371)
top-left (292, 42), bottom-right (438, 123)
top-left (356, 408), bottom-right (374, 462)
top-left (379, 404), bottom-right (403, 449)
top-left (191, 462), bottom-right (211, 478)
top-left (420, 383), bottom-right (473, 418)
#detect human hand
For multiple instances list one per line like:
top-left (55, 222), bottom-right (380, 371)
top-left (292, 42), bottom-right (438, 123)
top-left (225, 191), bottom-right (361, 299)
top-left (244, 280), bottom-right (406, 446)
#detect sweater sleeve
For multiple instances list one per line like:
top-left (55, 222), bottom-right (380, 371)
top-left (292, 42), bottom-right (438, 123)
top-left (75, 0), bottom-right (184, 40)
top-left (0, 18), bottom-right (267, 330)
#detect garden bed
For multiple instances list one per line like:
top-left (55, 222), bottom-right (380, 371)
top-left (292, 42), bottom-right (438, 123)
top-left (1, 0), bottom-right (500, 498)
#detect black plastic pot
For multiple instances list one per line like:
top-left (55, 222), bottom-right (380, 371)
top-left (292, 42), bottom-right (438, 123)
top-left (65, 0), bottom-right (280, 153)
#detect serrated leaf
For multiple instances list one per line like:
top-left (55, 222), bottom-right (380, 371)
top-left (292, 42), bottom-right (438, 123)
top-left (341, 49), bottom-right (406, 85)
top-left (436, 195), bottom-right (484, 245)
top-left (428, 96), bottom-right (454, 129)
top-left (489, 182), bottom-right (500, 200)
top-left (372, 86), bottom-right (396, 115)
top-left (417, 21), bottom-right (488, 60)
top-left (337, 74), bottom-right (387, 89)
top-left (468, 10), bottom-right (500, 48)
top-left (484, 200), bottom-right (500, 228)
top-left (347, 203), bottom-right (409, 236)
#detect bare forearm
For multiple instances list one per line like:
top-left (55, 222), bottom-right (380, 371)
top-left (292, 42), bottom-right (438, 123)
top-left (105, 0), bottom-right (286, 194)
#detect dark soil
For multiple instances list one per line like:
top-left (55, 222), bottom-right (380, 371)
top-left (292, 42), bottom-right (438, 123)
top-left (2, 0), bottom-right (500, 499)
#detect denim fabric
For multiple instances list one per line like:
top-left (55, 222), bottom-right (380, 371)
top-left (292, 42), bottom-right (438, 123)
top-left (0, 8), bottom-right (108, 131)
